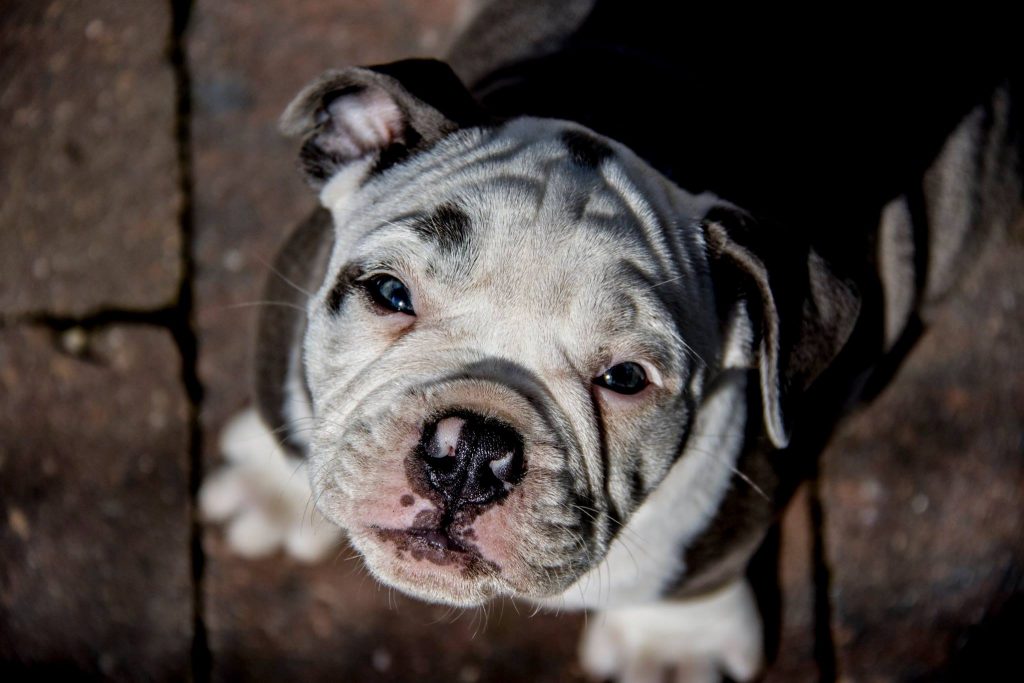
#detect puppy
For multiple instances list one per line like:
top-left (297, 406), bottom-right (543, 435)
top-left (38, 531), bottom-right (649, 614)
top-left (201, 2), bottom-right (1022, 680)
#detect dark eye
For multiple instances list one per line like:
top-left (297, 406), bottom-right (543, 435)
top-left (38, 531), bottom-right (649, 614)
top-left (594, 362), bottom-right (649, 395)
top-left (364, 274), bottom-right (415, 315)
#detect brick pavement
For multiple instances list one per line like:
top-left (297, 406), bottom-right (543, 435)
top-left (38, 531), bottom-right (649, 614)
top-left (1, 2), bottom-right (1021, 681)
top-left (0, 1), bottom-right (181, 316)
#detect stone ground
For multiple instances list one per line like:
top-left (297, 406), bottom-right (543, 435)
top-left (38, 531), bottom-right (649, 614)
top-left (1, 2), bottom-right (1022, 681)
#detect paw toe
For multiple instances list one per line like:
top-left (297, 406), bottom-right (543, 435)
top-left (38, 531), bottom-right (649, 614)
top-left (198, 467), bottom-right (247, 522)
top-left (226, 507), bottom-right (288, 558)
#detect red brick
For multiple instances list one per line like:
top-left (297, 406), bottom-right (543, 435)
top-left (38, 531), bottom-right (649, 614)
top-left (763, 486), bottom-right (819, 683)
top-left (203, 536), bottom-right (585, 682)
top-left (0, 1), bottom-right (181, 316)
top-left (0, 326), bottom-right (191, 678)
top-left (822, 231), bottom-right (1024, 681)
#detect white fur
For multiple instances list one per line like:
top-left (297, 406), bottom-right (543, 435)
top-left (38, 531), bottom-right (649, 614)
top-left (721, 302), bottom-right (754, 369)
top-left (878, 197), bottom-right (916, 351)
top-left (199, 408), bottom-right (341, 561)
top-left (579, 579), bottom-right (764, 683)
top-left (319, 156), bottom-right (375, 214)
top-left (283, 345), bottom-right (315, 451)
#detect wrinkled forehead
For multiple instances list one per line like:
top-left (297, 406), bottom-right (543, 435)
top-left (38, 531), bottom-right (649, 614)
top-left (320, 118), bottom-right (717, 347)
top-left (325, 118), bottom-right (691, 272)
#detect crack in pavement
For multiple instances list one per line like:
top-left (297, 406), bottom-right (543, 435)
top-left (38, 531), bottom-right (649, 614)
top-left (168, 0), bottom-right (212, 680)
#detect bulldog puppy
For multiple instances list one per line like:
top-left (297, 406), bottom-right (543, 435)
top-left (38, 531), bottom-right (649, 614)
top-left (200, 2), bottom-right (1021, 680)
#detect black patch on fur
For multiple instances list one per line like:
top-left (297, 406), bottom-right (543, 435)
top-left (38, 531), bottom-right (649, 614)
top-left (326, 264), bottom-right (363, 315)
top-left (411, 202), bottom-right (472, 253)
top-left (589, 390), bottom-right (625, 541)
top-left (371, 139), bottom-right (412, 176)
top-left (628, 466), bottom-right (646, 508)
top-left (568, 188), bottom-right (592, 221)
top-left (567, 489), bottom-right (599, 547)
top-left (561, 130), bottom-right (612, 168)
top-left (298, 138), bottom-right (342, 183)
top-left (370, 124), bottom-right (423, 177)
top-left (664, 391), bottom-right (697, 469)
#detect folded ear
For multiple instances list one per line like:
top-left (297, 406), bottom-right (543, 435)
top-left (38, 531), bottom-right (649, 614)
top-left (702, 204), bottom-right (861, 449)
top-left (280, 59), bottom-right (485, 190)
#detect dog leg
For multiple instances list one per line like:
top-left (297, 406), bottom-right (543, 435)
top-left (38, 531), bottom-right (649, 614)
top-left (579, 579), bottom-right (763, 683)
top-left (199, 407), bottom-right (341, 562)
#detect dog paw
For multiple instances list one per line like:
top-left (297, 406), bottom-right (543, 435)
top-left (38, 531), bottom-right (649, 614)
top-left (199, 408), bottom-right (341, 562)
top-left (580, 580), bottom-right (763, 683)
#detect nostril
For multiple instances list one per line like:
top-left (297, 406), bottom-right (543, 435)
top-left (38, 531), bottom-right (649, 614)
top-left (418, 411), bottom-right (525, 506)
top-left (427, 416), bottom-right (465, 460)
top-left (488, 448), bottom-right (522, 488)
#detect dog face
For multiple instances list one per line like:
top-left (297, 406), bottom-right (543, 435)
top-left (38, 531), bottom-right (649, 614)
top-left (282, 61), bottom-right (858, 607)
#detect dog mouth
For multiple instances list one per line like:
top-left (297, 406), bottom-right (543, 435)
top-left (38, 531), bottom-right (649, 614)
top-left (372, 524), bottom-right (488, 568)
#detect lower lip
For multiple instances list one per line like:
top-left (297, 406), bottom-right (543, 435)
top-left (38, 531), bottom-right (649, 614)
top-left (373, 526), bottom-right (473, 565)
top-left (406, 527), bottom-right (466, 551)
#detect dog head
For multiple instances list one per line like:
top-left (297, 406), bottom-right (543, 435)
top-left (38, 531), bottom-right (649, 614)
top-left (280, 60), bottom-right (859, 606)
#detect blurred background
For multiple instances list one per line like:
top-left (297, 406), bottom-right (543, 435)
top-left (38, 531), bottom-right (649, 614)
top-left (1, 1), bottom-right (1022, 681)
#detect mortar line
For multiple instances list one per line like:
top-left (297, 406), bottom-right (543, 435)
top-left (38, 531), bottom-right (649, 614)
top-left (168, 0), bottom-right (212, 681)
top-left (0, 308), bottom-right (182, 330)
top-left (809, 467), bottom-right (838, 683)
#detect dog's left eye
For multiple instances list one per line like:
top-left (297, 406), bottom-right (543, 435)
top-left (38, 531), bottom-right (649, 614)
top-left (364, 274), bottom-right (415, 315)
top-left (594, 362), bottom-right (649, 395)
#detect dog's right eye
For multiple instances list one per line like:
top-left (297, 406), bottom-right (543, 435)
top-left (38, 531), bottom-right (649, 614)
top-left (363, 274), bottom-right (415, 315)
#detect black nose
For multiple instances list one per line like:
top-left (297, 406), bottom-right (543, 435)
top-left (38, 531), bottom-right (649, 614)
top-left (419, 412), bottom-right (525, 508)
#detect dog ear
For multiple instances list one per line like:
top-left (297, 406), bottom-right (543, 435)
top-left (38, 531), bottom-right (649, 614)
top-left (702, 204), bottom-right (860, 449)
top-left (280, 59), bottom-right (485, 191)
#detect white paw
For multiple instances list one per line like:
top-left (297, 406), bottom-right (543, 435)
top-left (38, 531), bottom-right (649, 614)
top-left (580, 580), bottom-right (763, 683)
top-left (199, 408), bottom-right (342, 562)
